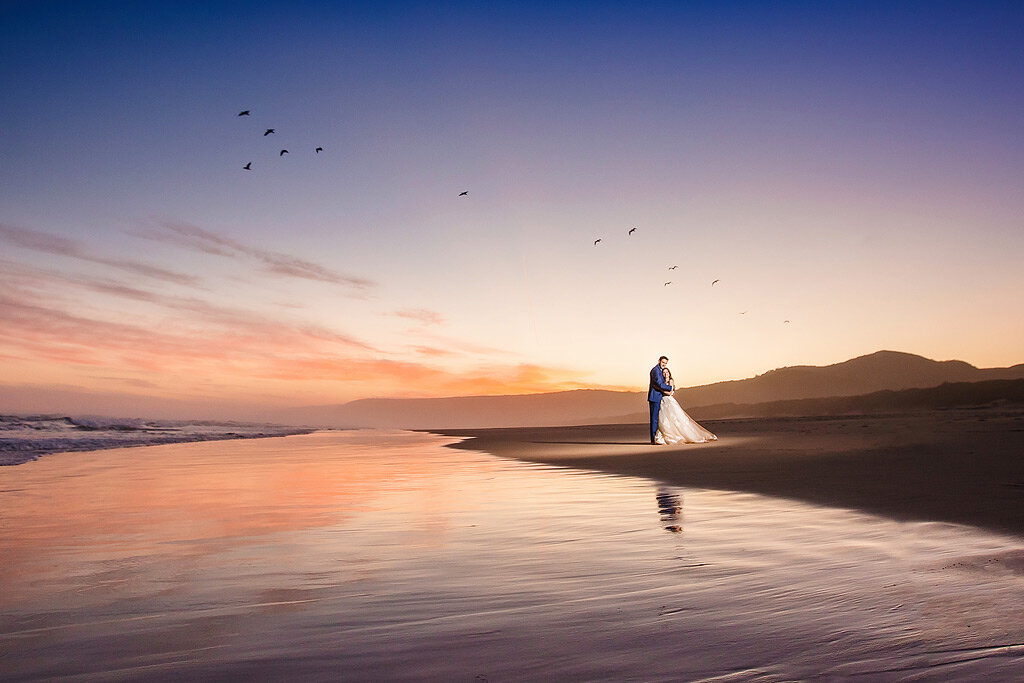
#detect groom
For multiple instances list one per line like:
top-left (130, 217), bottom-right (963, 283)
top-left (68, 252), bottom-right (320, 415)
top-left (648, 355), bottom-right (674, 444)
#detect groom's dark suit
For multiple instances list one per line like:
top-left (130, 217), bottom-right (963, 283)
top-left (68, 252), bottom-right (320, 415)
top-left (648, 364), bottom-right (673, 444)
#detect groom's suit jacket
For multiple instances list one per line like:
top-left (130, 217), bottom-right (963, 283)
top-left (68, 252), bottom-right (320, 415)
top-left (648, 365), bottom-right (673, 402)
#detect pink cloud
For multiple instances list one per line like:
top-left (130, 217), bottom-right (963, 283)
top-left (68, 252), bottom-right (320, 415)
top-left (0, 278), bottom-right (375, 379)
top-left (0, 286), bottom-right (619, 398)
top-left (404, 331), bottom-right (513, 357)
top-left (254, 356), bottom-right (606, 396)
top-left (392, 308), bottom-right (445, 326)
top-left (0, 233), bottom-right (620, 401)
top-left (410, 345), bottom-right (456, 357)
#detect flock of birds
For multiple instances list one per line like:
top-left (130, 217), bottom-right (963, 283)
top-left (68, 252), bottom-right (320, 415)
top-left (237, 110), bottom-right (323, 169)
top-left (234, 108), bottom-right (788, 323)
top-left (237, 109), bottom-right (469, 200)
top-left (593, 225), bottom-right (791, 324)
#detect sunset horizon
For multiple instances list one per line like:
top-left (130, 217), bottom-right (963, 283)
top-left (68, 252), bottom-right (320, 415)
top-left (2, 346), bottom-right (1020, 424)
top-left (4, 1), bottom-right (1023, 418)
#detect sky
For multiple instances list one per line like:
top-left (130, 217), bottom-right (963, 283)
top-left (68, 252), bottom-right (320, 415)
top-left (2, 0), bottom-right (1023, 419)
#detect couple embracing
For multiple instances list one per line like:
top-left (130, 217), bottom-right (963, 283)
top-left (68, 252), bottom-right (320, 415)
top-left (648, 355), bottom-right (717, 445)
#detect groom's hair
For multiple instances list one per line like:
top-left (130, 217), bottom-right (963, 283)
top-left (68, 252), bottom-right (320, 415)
top-left (658, 355), bottom-right (669, 362)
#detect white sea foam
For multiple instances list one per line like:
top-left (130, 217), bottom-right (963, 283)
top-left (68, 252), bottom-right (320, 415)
top-left (0, 414), bottom-right (313, 465)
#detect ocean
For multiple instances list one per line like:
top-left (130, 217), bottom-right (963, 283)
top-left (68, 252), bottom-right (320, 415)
top-left (1, 430), bottom-right (1022, 680)
top-left (0, 414), bottom-right (313, 465)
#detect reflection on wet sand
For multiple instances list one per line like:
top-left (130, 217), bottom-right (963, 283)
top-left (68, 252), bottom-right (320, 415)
top-left (0, 431), bottom-right (475, 593)
top-left (656, 488), bottom-right (682, 533)
top-left (2, 431), bottom-right (1024, 680)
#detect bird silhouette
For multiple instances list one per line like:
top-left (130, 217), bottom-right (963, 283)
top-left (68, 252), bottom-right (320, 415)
top-left (459, 191), bottom-right (468, 196)
top-left (739, 310), bottom-right (748, 315)
top-left (664, 281), bottom-right (672, 286)
top-left (315, 147), bottom-right (323, 153)
top-left (668, 265), bottom-right (678, 270)
top-left (243, 162), bottom-right (252, 170)
top-left (594, 238), bottom-right (602, 245)
top-left (264, 129), bottom-right (275, 136)
top-left (711, 279), bottom-right (720, 286)
top-left (279, 149), bottom-right (289, 156)
top-left (238, 110), bottom-right (250, 116)
top-left (628, 226), bottom-right (637, 235)
top-left (783, 320), bottom-right (791, 323)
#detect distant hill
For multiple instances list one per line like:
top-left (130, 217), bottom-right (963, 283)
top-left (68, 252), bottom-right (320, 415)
top-left (683, 378), bottom-right (1024, 421)
top-left (673, 350), bottom-right (1016, 408)
top-left (278, 350), bottom-right (1024, 429)
top-left (278, 389), bottom-right (643, 430)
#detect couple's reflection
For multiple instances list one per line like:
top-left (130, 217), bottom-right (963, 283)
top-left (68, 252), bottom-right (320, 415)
top-left (656, 488), bottom-right (682, 533)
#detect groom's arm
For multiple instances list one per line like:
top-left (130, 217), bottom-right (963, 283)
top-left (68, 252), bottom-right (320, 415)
top-left (650, 367), bottom-right (673, 394)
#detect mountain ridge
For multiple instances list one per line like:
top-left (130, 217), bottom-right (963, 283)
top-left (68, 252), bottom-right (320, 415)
top-left (280, 350), bottom-right (1024, 429)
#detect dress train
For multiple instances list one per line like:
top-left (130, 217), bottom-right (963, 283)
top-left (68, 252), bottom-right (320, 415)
top-left (655, 396), bottom-right (717, 445)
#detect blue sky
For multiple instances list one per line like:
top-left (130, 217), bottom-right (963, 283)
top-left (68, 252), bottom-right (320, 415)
top-left (2, 1), bottom-right (1023, 416)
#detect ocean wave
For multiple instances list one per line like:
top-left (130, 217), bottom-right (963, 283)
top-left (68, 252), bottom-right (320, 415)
top-left (0, 414), bottom-right (315, 466)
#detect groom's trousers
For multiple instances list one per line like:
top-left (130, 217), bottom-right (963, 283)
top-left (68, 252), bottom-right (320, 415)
top-left (649, 400), bottom-right (661, 443)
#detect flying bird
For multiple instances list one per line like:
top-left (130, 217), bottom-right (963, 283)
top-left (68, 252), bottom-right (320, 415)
top-left (628, 226), bottom-right (637, 235)
top-left (243, 162), bottom-right (251, 170)
top-left (668, 265), bottom-right (678, 270)
top-left (459, 191), bottom-right (468, 196)
top-left (594, 238), bottom-right (602, 245)
top-left (279, 149), bottom-right (289, 156)
top-left (264, 129), bottom-right (275, 136)
top-left (664, 281), bottom-right (672, 286)
top-left (238, 110), bottom-right (250, 116)
top-left (783, 320), bottom-right (791, 324)
top-left (711, 279), bottom-right (720, 286)
top-left (739, 311), bottom-right (748, 315)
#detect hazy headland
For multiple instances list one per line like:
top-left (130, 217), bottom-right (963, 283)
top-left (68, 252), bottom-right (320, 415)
top-left (280, 350), bottom-right (1024, 430)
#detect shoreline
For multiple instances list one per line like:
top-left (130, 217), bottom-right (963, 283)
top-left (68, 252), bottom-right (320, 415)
top-left (0, 425), bottom-right (317, 466)
top-left (431, 408), bottom-right (1024, 540)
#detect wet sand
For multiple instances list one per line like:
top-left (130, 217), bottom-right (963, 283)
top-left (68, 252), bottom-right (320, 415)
top-left (3, 430), bottom-right (1024, 679)
top-left (434, 408), bottom-right (1024, 540)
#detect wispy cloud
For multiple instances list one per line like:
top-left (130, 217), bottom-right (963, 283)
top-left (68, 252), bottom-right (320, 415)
top-left (410, 345), bottom-right (456, 357)
top-left (0, 294), bottom-right (180, 367)
top-left (402, 331), bottom-right (513, 358)
top-left (145, 222), bottom-right (374, 291)
top-left (0, 290), bottom-right (367, 376)
top-left (257, 356), bottom-right (608, 396)
top-left (2, 261), bottom-right (375, 350)
top-left (392, 308), bottom-right (445, 326)
top-left (0, 262), bottom-right (377, 382)
top-left (0, 229), bottom-right (616, 402)
top-left (0, 222), bottom-right (199, 286)
top-left (0, 270), bottom-right (609, 399)
top-left (0, 284), bottom-right (618, 401)
top-left (90, 375), bottom-right (162, 389)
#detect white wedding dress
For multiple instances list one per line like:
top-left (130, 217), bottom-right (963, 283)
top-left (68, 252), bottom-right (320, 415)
top-left (655, 396), bottom-right (717, 445)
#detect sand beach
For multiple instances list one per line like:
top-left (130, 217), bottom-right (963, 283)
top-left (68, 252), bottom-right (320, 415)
top-left (435, 407), bottom-right (1024, 540)
top-left (3, 420), bottom-right (1024, 679)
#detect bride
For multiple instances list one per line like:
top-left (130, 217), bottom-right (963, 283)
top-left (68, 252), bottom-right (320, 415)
top-left (656, 367), bottom-right (718, 445)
